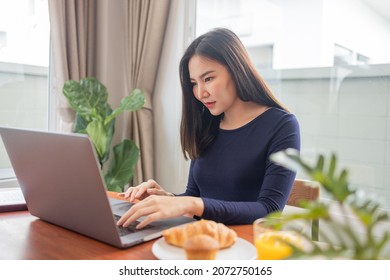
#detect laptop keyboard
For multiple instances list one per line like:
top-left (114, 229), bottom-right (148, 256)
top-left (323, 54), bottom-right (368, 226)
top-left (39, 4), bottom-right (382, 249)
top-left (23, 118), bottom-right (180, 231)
top-left (113, 214), bottom-right (154, 236)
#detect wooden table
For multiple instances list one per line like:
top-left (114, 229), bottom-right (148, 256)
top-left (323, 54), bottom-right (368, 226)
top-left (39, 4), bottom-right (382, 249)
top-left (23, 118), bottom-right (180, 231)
top-left (0, 192), bottom-right (254, 260)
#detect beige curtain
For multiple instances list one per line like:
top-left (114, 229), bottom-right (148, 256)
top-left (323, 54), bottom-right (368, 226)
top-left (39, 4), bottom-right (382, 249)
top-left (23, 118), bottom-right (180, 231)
top-left (48, 0), bottom-right (98, 132)
top-left (49, 0), bottom-right (171, 184)
top-left (123, 0), bottom-right (171, 184)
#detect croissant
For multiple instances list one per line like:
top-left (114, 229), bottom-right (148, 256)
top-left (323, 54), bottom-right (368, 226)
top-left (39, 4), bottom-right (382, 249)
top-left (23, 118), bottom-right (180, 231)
top-left (162, 219), bottom-right (237, 249)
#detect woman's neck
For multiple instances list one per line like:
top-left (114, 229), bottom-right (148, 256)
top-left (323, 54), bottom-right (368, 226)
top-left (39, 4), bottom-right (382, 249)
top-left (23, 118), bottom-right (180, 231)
top-left (220, 102), bottom-right (270, 130)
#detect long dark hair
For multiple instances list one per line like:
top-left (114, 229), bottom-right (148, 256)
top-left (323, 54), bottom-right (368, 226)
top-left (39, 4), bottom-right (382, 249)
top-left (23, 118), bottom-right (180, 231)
top-left (179, 28), bottom-right (288, 160)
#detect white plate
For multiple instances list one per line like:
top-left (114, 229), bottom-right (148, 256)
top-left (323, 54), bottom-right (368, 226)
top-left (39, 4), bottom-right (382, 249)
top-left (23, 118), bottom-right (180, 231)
top-left (152, 237), bottom-right (257, 260)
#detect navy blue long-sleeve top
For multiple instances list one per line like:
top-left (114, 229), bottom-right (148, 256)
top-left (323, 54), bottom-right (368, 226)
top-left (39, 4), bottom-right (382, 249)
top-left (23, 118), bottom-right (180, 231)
top-left (179, 107), bottom-right (300, 225)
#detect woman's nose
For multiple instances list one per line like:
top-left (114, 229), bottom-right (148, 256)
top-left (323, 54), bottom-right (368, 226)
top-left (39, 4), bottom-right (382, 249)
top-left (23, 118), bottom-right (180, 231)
top-left (195, 84), bottom-right (208, 100)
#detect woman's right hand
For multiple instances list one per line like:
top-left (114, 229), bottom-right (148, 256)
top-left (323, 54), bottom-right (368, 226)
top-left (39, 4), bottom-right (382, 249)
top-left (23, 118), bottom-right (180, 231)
top-left (119, 179), bottom-right (173, 203)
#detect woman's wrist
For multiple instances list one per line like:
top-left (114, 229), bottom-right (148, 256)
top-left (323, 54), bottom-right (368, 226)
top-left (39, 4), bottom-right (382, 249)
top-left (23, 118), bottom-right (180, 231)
top-left (187, 196), bottom-right (204, 218)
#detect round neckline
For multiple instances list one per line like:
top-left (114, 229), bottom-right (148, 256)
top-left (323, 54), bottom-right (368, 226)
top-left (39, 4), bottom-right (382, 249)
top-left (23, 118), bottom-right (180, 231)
top-left (219, 107), bottom-right (275, 133)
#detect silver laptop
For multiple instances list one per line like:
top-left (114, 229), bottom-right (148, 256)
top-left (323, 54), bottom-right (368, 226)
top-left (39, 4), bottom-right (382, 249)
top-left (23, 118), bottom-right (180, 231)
top-left (0, 126), bottom-right (194, 248)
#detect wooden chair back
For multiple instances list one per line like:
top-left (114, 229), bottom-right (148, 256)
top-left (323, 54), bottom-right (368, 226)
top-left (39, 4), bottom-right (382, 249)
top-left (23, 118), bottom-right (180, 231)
top-left (287, 179), bottom-right (320, 241)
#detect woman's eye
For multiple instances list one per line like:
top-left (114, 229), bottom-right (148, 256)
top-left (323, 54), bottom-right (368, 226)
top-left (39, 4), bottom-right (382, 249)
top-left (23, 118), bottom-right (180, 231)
top-left (191, 82), bottom-right (197, 87)
top-left (205, 77), bottom-right (213, 82)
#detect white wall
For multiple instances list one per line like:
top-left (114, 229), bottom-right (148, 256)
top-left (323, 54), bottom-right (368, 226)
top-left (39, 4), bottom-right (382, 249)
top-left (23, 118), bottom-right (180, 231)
top-left (152, 0), bottom-right (192, 194)
top-left (327, 0), bottom-right (390, 64)
top-left (258, 0), bottom-right (390, 68)
top-left (273, 0), bottom-right (332, 69)
top-left (268, 66), bottom-right (390, 208)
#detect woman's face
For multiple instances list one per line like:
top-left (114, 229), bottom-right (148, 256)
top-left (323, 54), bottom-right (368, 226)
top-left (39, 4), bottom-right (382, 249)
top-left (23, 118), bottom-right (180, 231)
top-left (188, 55), bottom-right (238, 116)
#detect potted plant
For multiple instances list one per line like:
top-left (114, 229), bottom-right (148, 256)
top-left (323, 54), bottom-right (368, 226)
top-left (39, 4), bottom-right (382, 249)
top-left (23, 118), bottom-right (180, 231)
top-left (266, 149), bottom-right (390, 259)
top-left (62, 77), bottom-right (145, 192)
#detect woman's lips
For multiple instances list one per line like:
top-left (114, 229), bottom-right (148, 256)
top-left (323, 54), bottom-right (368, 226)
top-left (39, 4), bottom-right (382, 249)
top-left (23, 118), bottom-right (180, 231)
top-left (204, 101), bottom-right (216, 109)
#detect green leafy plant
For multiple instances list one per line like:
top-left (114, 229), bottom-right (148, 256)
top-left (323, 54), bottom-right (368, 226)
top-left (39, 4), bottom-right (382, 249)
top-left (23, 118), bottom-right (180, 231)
top-left (267, 148), bottom-right (390, 259)
top-left (63, 77), bottom-right (145, 192)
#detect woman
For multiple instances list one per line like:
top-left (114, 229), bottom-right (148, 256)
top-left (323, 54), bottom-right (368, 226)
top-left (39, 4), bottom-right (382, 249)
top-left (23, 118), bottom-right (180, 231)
top-left (117, 28), bottom-right (300, 229)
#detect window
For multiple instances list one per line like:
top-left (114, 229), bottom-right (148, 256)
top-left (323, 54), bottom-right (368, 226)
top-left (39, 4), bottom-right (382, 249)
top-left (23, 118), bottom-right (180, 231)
top-left (196, 0), bottom-right (390, 210)
top-left (334, 44), bottom-right (371, 66)
top-left (0, 0), bottom-right (50, 182)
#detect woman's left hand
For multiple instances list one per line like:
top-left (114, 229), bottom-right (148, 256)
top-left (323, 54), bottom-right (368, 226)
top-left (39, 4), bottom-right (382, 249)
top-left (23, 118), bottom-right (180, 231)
top-left (116, 195), bottom-right (204, 229)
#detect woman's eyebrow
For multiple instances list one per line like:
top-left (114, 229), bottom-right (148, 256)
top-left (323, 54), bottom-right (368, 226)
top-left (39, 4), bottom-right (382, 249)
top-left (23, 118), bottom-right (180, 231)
top-left (190, 70), bottom-right (215, 81)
